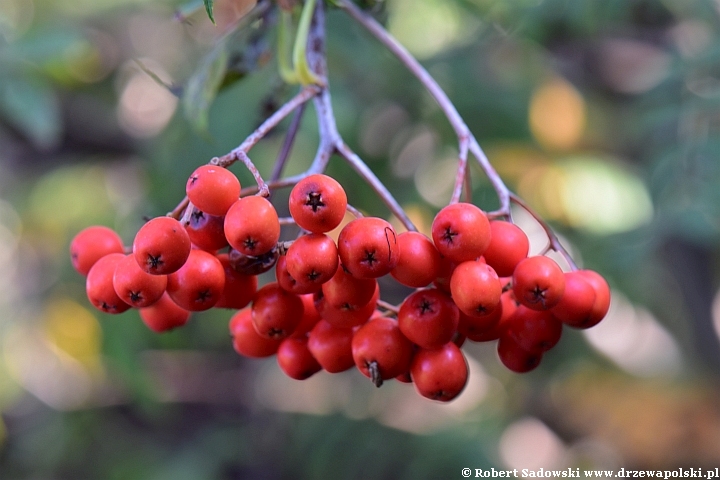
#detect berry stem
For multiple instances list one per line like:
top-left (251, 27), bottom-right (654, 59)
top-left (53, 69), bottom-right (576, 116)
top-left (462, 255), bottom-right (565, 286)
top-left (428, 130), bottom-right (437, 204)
top-left (368, 360), bottom-right (383, 388)
top-left (376, 299), bottom-right (399, 315)
top-left (509, 192), bottom-right (578, 271)
top-left (339, 0), bottom-right (511, 215)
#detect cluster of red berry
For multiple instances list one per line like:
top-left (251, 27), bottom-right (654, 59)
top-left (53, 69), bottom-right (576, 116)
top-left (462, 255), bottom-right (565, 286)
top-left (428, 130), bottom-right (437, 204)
top-left (70, 167), bottom-right (610, 402)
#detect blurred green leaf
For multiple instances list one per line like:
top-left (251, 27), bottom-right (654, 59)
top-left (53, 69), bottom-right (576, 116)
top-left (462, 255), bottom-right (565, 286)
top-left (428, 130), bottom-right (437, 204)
top-left (204, 0), bottom-right (216, 24)
top-left (182, 41), bottom-right (228, 134)
top-left (0, 74), bottom-right (61, 149)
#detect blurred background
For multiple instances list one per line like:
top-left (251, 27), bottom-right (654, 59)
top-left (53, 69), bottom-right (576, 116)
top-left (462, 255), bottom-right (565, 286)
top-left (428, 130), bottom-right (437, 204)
top-left (1, 0), bottom-right (720, 477)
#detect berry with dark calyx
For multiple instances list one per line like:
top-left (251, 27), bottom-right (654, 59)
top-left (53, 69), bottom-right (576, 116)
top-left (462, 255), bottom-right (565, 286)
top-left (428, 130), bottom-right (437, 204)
top-left (497, 333), bottom-right (543, 373)
top-left (352, 315), bottom-right (414, 387)
top-left (398, 288), bottom-right (459, 350)
top-left (133, 216), bottom-right (192, 275)
top-left (483, 220), bottom-right (530, 277)
top-left (462, 290), bottom-right (518, 342)
top-left (410, 342), bottom-right (468, 402)
top-left (307, 319), bottom-right (356, 373)
top-left (230, 309), bottom-right (282, 358)
top-left (321, 263), bottom-right (376, 311)
top-left (185, 210), bottom-right (229, 252)
top-left (315, 283), bottom-right (379, 329)
top-left (70, 226), bottom-right (125, 276)
top-left (276, 255), bottom-right (320, 295)
top-left (390, 231), bottom-right (442, 288)
top-left (229, 247), bottom-right (279, 276)
top-left (551, 271), bottom-right (597, 327)
top-left (186, 165), bottom-right (240, 216)
top-left (572, 269), bottom-right (611, 329)
top-left (507, 305), bottom-right (562, 353)
top-left (86, 253), bottom-right (132, 314)
top-left (285, 233), bottom-right (339, 287)
top-left (112, 254), bottom-right (167, 308)
top-left (166, 249), bottom-right (225, 311)
top-left (450, 260), bottom-right (502, 318)
top-left (139, 292), bottom-right (191, 333)
top-left (288, 173), bottom-right (347, 233)
top-left (512, 255), bottom-right (565, 311)
top-left (214, 253), bottom-right (258, 309)
top-left (431, 202), bottom-right (491, 264)
top-left (251, 282), bottom-right (304, 340)
top-left (277, 337), bottom-right (322, 380)
top-left (224, 195), bottom-right (280, 257)
top-left (337, 217), bottom-right (399, 279)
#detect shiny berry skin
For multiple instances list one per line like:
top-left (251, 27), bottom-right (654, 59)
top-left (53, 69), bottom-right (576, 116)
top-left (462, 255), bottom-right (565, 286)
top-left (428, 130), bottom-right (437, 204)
top-left (497, 333), bottom-right (543, 373)
top-left (230, 309), bottom-right (282, 358)
top-left (166, 249), bottom-right (225, 311)
top-left (337, 217), bottom-right (399, 279)
top-left (390, 231), bottom-right (442, 288)
top-left (507, 305), bottom-right (562, 353)
top-left (186, 165), bottom-right (240, 216)
top-left (352, 316), bottom-right (414, 383)
top-left (290, 294), bottom-right (322, 338)
top-left (431, 203), bottom-right (491, 264)
top-left (398, 288), bottom-right (459, 350)
top-left (85, 253), bottom-right (132, 314)
top-left (139, 292), bottom-right (190, 333)
top-left (224, 196), bottom-right (280, 257)
top-left (70, 226), bottom-right (125, 276)
top-left (112, 254), bottom-right (167, 308)
top-left (214, 253), bottom-right (258, 309)
top-left (185, 210), bottom-right (229, 252)
top-left (133, 217), bottom-right (192, 275)
top-left (410, 342), bottom-right (468, 402)
top-left (483, 221), bottom-right (530, 277)
top-left (512, 256), bottom-right (565, 310)
top-left (288, 174), bottom-right (347, 233)
top-left (315, 283), bottom-right (379, 329)
top-left (307, 320), bottom-right (355, 373)
top-left (551, 271), bottom-right (597, 327)
top-left (572, 269), bottom-right (611, 329)
top-left (275, 255), bottom-right (321, 295)
top-left (321, 264), bottom-right (376, 310)
top-left (285, 233), bottom-right (339, 287)
top-left (277, 337), bottom-right (322, 380)
top-left (251, 283), bottom-right (304, 340)
top-left (450, 260), bottom-right (502, 318)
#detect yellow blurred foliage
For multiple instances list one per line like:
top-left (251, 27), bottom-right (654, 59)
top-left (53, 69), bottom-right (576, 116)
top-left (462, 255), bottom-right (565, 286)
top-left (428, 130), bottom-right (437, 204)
top-left (43, 297), bottom-right (103, 375)
top-left (529, 77), bottom-right (586, 151)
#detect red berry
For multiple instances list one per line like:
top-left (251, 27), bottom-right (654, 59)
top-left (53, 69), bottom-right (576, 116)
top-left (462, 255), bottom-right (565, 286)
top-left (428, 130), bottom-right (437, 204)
top-left (337, 217), bottom-right (399, 279)
top-left (431, 203), bottom-right (491, 263)
top-left (398, 288), bottom-right (459, 350)
top-left (464, 290), bottom-right (518, 342)
top-left (290, 294), bottom-right (322, 338)
top-left (483, 221), bottom-right (529, 277)
top-left (275, 255), bottom-right (320, 295)
top-left (285, 233), bottom-right (339, 287)
top-left (214, 253), bottom-right (258, 309)
top-left (139, 292), bottom-right (190, 333)
top-left (230, 309), bottom-right (282, 358)
top-left (497, 333), bottom-right (543, 373)
top-left (224, 196), bottom-right (280, 257)
top-left (185, 210), bottom-right (229, 252)
top-left (551, 271), bottom-right (597, 327)
top-left (85, 253), bottom-right (132, 314)
top-left (112, 254), bottom-right (167, 308)
top-left (166, 249), bottom-right (225, 311)
top-left (321, 263), bottom-right (376, 310)
top-left (390, 231), bottom-right (442, 288)
top-left (70, 226), bottom-right (124, 276)
top-left (277, 337), bottom-right (322, 380)
top-left (288, 174), bottom-right (347, 233)
top-left (507, 305), bottom-right (562, 353)
top-left (133, 217), bottom-right (192, 275)
top-left (512, 256), bottom-right (565, 310)
top-left (307, 320), bottom-right (355, 373)
top-left (251, 283), bottom-right (304, 340)
top-left (352, 316), bottom-right (414, 384)
top-left (186, 165), bottom-right (240, 216)
top-left (450, 260), bottom-right (502, 318)
top-left (315, 283), bottom-right (379, 329)
top-left (410, 342), bottom-right (468, 402)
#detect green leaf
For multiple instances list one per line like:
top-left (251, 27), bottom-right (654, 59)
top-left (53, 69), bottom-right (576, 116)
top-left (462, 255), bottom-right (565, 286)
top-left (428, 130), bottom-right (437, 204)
top-left (204, 0), bottom-right (216, 24)
top-left (182, 41), bottom-right (228, 133)
top-left (0, 74), bottom-right (62, 149)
